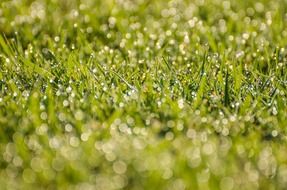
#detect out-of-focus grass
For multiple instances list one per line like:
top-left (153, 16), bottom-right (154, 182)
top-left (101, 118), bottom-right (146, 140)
top-left (0, 0), bottom-right (287, 189)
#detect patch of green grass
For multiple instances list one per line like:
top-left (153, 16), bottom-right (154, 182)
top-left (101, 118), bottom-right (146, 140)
top-left (0, 0), bottom-right (287, 189)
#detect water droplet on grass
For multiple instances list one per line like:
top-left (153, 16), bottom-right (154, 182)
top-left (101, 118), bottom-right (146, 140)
top-left (113, 160), bottom-right (127, 174)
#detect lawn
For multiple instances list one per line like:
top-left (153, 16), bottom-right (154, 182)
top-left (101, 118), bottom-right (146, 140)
top-left (0, 0), bottom-right (287, 189)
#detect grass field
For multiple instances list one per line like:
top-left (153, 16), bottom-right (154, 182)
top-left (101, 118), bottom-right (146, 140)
top-left (0, 0), bottom-right (287, 189)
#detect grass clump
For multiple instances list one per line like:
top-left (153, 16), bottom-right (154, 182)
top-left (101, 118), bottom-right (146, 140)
top-left (0, 0), bottom-right (287, 189)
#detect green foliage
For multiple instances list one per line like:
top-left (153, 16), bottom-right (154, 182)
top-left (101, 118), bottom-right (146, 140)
top-left (0, 0), bottom-right (287, 189)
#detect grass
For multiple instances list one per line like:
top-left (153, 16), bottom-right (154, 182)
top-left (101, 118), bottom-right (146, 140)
top-left (0, 0), bottom-right (287, 189)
